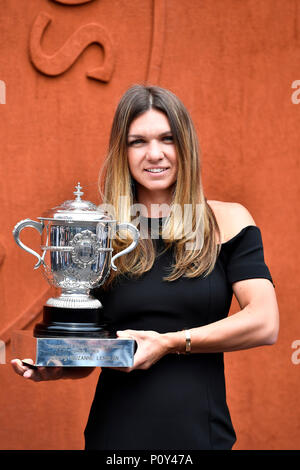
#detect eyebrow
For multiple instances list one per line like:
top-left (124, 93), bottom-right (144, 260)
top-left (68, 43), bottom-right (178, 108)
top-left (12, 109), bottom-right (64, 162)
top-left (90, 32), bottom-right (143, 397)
top-left (127, 131), bottom-right (172, 139)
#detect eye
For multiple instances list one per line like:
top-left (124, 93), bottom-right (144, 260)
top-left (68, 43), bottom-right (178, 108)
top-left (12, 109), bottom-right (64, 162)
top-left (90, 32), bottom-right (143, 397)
top-left (127, 139), bottom-right (145, 146)
top-left (162, 135), bottom-right (173, 143)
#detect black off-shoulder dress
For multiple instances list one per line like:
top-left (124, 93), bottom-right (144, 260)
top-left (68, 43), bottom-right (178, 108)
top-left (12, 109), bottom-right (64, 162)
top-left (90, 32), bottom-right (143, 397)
top-left (84, 222), bottom-right (274, 450)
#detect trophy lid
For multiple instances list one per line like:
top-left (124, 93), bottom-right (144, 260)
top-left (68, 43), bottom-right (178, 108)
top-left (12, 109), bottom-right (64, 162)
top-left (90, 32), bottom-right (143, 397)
top-left (39, 183), bottom-right (114, 222)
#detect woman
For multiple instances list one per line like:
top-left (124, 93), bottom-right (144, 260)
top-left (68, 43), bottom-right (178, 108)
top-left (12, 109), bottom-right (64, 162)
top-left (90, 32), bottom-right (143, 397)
top-left (11, 84), bottom-right (279, 450)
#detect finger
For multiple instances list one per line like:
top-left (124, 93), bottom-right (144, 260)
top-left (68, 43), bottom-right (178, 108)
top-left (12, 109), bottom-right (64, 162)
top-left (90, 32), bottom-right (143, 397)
top-left (11, 359), bottom-right (27, 376)
top-left (23, 369), bottom-right (36, 380)
top-left (11, 358), bottom-right (36, 375)
top-left (117, 329), bottom-right (137, 337)
top-left (23, 358), bottom-right (34, 365)
top-left (22, 361), bottom-right (45, 381)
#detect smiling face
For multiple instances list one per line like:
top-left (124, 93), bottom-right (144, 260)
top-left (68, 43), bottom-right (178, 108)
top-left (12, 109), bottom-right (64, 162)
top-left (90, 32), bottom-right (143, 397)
top-left (127, 109), bottom-right (178, 204)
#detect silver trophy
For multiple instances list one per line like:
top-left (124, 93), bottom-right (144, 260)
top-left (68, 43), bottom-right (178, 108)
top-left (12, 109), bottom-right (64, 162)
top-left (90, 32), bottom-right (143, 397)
top-left (12, 183), bottom-right (139, 367)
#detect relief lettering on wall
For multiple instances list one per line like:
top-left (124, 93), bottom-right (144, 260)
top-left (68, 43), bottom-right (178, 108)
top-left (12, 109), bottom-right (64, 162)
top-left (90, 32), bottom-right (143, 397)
top-left (291, 340), bottom-right (300, 364)
top-left (29, 12), bottom-right (114, 82)
top-left (0, 80), bottom-right (6, 104)
top-left (0, 340), bottom-right (5, 364)
top-left (51, 0), bottom-right (95, 4)
top-left (291, 80), bottom-right (300, 104)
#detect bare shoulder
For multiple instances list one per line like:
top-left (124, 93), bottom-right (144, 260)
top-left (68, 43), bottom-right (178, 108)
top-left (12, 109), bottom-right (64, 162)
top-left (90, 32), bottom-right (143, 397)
top-left (207, 200), bottom-right (256, 243)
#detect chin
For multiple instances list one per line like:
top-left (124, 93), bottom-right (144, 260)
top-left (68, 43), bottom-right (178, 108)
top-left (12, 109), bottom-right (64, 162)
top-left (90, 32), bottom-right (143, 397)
top-left (146, 183), bottom-right (174, 192)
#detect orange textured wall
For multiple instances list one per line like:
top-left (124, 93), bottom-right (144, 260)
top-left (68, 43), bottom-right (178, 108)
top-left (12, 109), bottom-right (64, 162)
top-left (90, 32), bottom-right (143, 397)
top-left (0, 0), bottom-right (299, 450)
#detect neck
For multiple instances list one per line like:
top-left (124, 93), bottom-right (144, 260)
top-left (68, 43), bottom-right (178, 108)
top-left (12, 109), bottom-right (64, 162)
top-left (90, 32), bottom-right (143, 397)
top-left (136, 186), bottom-right (173, 218)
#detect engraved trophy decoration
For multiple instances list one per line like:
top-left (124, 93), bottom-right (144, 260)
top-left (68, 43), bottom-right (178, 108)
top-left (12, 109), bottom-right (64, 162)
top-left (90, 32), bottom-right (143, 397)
top-left (12, 183), bottom-right (139, 367)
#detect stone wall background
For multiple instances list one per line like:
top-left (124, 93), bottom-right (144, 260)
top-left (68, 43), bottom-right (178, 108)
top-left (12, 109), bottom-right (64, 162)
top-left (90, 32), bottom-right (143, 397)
top-left (0, 0), bottom-right (299, 450)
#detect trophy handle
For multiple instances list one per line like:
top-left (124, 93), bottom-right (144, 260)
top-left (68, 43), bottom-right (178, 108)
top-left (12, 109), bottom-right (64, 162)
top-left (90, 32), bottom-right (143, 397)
top-left (13, 219), bottom-right (44, 270)
top-left (111, 223), bottom-right (140, 271)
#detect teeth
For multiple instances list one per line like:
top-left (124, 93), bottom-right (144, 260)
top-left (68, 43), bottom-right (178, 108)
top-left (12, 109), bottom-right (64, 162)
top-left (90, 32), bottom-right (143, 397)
top-left (146, 168), bottom-right (167, 173)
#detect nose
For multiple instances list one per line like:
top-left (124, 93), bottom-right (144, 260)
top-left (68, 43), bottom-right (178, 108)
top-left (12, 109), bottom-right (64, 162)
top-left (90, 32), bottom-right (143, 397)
top-left (146, 140), bottom-right (163, 161)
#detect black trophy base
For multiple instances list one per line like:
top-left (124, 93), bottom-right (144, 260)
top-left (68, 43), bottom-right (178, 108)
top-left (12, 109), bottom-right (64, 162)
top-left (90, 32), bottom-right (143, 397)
top-left (34, 305), bottom-right (111, 339)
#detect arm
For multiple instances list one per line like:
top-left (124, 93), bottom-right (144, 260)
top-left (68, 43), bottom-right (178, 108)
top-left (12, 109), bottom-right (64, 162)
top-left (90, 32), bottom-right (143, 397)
top-left (170, 201), bottom-right (278, 353)
top-left (166, 277), bottom-right (279, 354)
top-left (116, 277), bottom-right (279, 371)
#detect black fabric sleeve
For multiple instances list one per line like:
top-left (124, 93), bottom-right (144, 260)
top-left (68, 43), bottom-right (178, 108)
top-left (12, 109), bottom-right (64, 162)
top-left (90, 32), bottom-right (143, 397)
top-left (226, 226), bottom-right (275, 288)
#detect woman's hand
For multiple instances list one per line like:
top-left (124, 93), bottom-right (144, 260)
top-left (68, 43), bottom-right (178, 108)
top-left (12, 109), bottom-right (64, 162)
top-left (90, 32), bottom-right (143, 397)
top-left (112, 329), bottom-right (171, 372)
top-left (11, 358), bottom-right (63, 382)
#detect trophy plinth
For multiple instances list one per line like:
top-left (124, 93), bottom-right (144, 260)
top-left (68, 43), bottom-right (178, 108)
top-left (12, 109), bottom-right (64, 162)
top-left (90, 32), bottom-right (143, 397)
top-left (12, 330), bottom-right (136, 368)
top-left (12, 183), bottom-right (140, 367)
top-left (33, 305), bottom-right (109, 338)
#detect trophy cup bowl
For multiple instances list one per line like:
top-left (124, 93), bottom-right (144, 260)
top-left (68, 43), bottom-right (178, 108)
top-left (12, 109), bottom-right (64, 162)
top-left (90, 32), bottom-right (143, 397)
top-left (12, 183), bottom-right (140, 367)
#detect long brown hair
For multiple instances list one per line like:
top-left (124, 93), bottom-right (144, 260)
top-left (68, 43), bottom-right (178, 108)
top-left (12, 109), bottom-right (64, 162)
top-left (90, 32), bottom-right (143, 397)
top-left (99, 84), bottom-right (221, 285)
